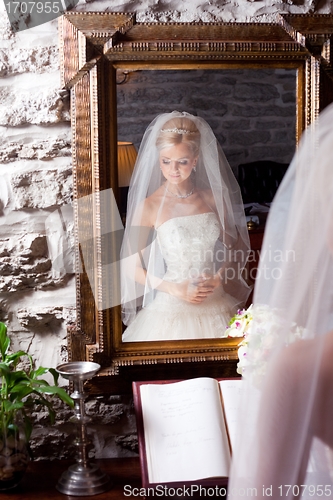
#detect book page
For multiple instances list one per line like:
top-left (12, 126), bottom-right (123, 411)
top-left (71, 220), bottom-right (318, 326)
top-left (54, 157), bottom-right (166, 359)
top-left (219, 379), bottom-right (244, 451)
top-left (140, 377), bottom-right (231, 484)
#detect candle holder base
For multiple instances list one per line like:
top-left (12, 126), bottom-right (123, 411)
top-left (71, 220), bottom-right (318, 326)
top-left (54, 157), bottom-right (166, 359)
top-left (56, 462), bottom-right (111, 496)
top-left (55, 362), bottom-right (111, 497)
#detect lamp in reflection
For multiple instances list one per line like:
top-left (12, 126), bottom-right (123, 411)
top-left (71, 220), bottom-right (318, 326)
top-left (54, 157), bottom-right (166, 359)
top-left (118, 142), bottom-right (137, 187)
top-left (118, 141), bottom-right (137, 222)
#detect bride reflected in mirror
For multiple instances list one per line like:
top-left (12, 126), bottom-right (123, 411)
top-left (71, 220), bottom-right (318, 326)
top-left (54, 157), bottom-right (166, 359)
top-left (120, 111), bottom-right (251, 342)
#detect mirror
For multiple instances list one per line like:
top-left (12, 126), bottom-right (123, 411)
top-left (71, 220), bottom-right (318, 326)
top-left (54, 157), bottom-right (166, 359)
top-left (116, 67), bottom-right (297, 176)
top-left (60, 13), bottom-right (333, 392)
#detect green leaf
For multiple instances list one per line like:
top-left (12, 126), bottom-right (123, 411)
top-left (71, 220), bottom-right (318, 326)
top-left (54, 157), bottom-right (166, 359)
top-left (29, 378), bottom-right (49, 388)
top-left (9, 385), bottom-right (34, 399)
top-left (0, 362), bottom-right (10, 374)
top-left (0, 322), bottom-right (9, 361)
top-left (3, 400), bottom-right (24, 412)
top-left (31, 366), bottom-right (49, 378)
top-left (48, 368), bottom-right (60, 385)
top-left (22, 411), bottom-right (33, 442)
top-left (0, 321), bottom-right (74, 439)
top-left (7, 371), bottom-right (30, 388)
top-left (6, 351), bottom-right (29, 364)
top-left (37, 386), bottom-right (74, 407)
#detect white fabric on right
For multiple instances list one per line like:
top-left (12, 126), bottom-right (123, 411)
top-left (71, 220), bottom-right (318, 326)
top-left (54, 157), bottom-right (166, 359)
top-left (228, 103), bottom-right (333, 499)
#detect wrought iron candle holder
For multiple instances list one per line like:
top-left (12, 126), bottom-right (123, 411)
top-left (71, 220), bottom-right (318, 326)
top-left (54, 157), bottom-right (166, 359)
top-left (55, 361), bottom-right (111, 496)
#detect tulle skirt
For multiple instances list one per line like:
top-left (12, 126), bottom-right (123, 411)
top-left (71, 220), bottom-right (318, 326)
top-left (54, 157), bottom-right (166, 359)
top-left (122, 288), bottom-right (238, 342)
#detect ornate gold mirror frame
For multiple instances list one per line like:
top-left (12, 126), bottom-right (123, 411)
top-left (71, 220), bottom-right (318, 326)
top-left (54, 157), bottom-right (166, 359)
top-left (59, 12), bottom-right (333, 392)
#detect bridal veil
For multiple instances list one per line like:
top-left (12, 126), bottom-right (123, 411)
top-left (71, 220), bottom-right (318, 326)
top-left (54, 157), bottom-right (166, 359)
top-left (120, 111), bottom-right (251, 327)
top-left (228, 103), bottom-right (333, 499)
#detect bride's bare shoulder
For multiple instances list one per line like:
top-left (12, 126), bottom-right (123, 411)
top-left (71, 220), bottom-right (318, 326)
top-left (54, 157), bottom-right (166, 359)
top-left (199, 188), bottom-right (217, 207)
top-left (138, 188), bottom-right (164, 227)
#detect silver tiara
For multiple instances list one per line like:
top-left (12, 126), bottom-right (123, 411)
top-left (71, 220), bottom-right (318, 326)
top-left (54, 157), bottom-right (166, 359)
top-left (160, 128), bottom-right (196, 135)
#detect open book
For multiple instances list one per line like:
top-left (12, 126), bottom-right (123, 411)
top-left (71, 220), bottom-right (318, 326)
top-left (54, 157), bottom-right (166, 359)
top-left (132, 377), bottom-right (243, 487)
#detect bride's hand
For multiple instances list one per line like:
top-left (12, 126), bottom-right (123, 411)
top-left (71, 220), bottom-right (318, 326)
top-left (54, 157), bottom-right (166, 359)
top-left (168, 277), bottom-right (216, 304)
top-left (199, 271), bottom-right (222, 291)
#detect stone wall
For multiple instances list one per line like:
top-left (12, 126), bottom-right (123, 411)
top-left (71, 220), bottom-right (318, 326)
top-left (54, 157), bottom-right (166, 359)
top-left (117, 68), bottom-right (296, 174)
top-left (1, 0), bottom-right (333, 461)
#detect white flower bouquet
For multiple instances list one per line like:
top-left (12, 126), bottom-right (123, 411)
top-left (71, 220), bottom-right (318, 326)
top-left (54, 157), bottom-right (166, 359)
top-left (226, 304), bottom-right (304, 382)
top-left (225, 304), bottom-right (253, 339)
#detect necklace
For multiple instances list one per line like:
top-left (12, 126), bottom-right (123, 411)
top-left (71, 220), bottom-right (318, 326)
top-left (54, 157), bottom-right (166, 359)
top-left (165, 184), bottom-right (194, 199)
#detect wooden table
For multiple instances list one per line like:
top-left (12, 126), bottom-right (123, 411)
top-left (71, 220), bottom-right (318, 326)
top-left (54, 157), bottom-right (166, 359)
top-left (0, 457), bottom-right (228, 499)
top-left (0, 458), bottom-right (142, 499)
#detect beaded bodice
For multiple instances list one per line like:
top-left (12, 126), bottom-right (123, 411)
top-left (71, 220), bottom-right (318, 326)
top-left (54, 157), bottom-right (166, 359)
top-left (156, 212), bottom-right (220, 282)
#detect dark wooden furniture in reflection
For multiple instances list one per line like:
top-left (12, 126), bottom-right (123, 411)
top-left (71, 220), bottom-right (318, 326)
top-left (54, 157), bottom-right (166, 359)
top-left (248, 224), bottom-right (266, 275)
top-left (246, 219), bottom-right (266, 307)
top-left (238, 161), bottom-right (289, 204)
top-left (238, 160), bottom-right (288, 306)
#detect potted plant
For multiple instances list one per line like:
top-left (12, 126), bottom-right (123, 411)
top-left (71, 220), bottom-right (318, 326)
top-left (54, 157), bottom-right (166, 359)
top-left (0, 321), bottom-right (73, 490)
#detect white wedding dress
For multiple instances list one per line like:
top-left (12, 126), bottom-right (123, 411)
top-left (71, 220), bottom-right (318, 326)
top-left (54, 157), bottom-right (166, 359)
top-left (122, 212), bottom-right (238, 342)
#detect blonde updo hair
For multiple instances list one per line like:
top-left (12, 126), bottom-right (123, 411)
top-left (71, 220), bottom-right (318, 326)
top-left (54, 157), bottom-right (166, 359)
top-left (156, 116), bottom-right (201, 157)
